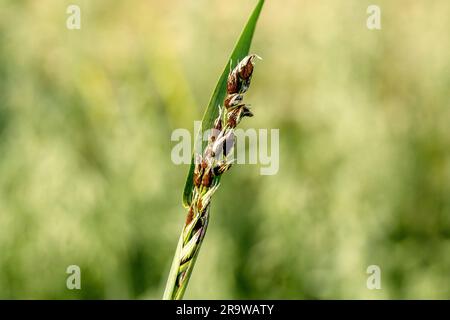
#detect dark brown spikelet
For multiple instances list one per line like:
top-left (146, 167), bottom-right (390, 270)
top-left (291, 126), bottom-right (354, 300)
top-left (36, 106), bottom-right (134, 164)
top-left (227, 111), bottom-right (238, 128)
top-left (224, 96), bottom-right (233, 109)
top-left (241, 105), bottom-right (253, 117)
top-left (224, 94), bottom-right (243, 109)
top-left (213, 165), bottom-right (221, 176)
top-left (227, 71), bottom-right (240, 94)
top-left (213, 162), bottom-right (232, 176)
top-left (201, 170), bottom-right (212, 187)
top-left (238, 56), bottom-right (254, 80)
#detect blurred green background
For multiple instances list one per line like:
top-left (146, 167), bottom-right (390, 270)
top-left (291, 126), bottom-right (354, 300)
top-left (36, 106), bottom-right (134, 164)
top-left (0, 0), bottom-right (449, 299)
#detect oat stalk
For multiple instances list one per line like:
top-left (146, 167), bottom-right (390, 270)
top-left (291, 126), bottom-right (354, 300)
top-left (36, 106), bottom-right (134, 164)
top-left (163, 55), bottom-right (260, 300)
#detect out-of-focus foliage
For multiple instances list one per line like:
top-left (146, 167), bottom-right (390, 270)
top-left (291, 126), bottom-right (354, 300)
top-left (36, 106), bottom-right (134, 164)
top-left (0, 0), bottom-right (449, 299)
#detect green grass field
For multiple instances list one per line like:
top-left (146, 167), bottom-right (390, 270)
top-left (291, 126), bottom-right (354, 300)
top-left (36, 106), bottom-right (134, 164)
top-left (0, 0), bottom-right (449, 299)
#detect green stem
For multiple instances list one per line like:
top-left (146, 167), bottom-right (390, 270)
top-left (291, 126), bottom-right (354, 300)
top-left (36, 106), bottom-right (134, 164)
top-left (163, 208), bottom-right (210, 300)
top-left (174, 209), bottom-right (210, 300)
top-left (162, 231), bottom-right (183, 299)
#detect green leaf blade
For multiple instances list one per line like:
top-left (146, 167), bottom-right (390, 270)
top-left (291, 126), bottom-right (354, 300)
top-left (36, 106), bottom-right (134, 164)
top-left (182, 0), bottom-right (265, 207)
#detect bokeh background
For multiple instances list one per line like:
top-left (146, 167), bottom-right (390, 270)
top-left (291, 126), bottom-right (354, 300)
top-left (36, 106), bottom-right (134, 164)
top-left (0, 0), bottom-right (449, 299)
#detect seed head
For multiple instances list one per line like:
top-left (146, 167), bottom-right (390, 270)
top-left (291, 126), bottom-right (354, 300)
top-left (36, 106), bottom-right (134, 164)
top-left (224, 94), bottom-right (243, 109)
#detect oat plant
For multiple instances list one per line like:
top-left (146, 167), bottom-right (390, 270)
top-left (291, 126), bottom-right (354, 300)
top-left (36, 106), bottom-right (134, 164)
top-left (163, 0), bottom-right (264, 300)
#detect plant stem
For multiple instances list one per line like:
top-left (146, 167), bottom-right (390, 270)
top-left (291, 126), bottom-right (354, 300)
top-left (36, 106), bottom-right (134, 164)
top-left (163, 204), bottom-right (211, 300)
